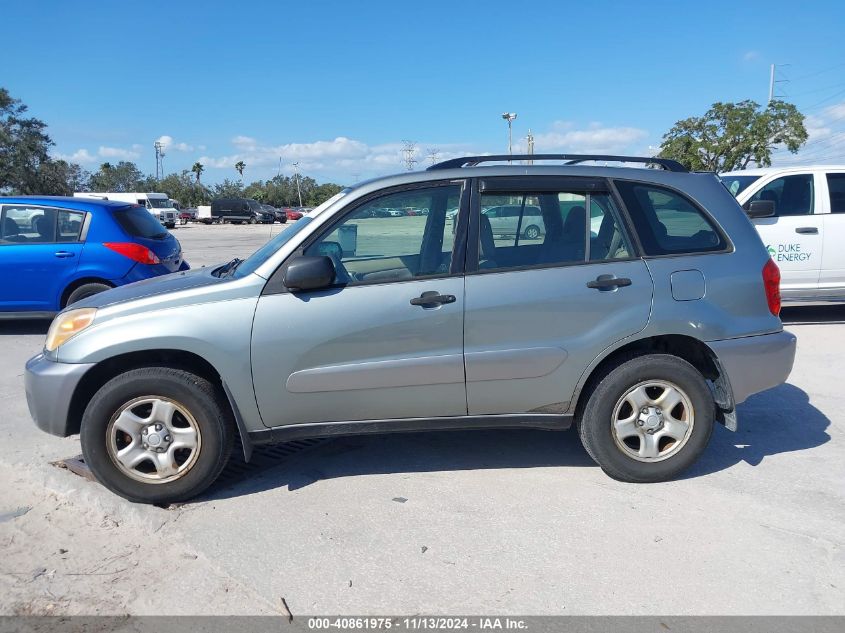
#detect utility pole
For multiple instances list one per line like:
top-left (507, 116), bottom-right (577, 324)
top-left (277, 156), bottom-right (282, 178)
top-left (768, 64), bottom-right (775, 104)
top-left (401, 140), bottom-right (418, 171)
top-left (292, 161), bottom-right (303, 207)
top-left (525, 129), bottom-right (534, 165)
top-left (154, 141), bottom-right (165, 180)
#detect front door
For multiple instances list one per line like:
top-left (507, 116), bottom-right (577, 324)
top-left (251, 181), bottom-right (468, 427)
top-left (0, 205), bottom-right (85, 312)
top-left (463, 177), bottom-right (653, 415)
top-left (743, 173), bottom-right (822, 296)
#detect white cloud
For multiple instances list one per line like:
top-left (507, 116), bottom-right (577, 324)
top-left (743, 50), bottom-right (760, 62)
top-left (54, 148), bottom-right (97, 164)
top-left (98, 145), bottom-right (140, 160)
top-left (532, 121), bottom-right (649, 154)
top-left (155, 134), bottom-right (195, 152)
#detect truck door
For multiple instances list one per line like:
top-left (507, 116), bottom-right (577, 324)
top-left (743, 173), bottom-right (821, 298)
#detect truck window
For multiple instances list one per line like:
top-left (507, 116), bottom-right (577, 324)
top-left (827, 174), bottom-right (845, 213)
top-left (748, 174), bottom-right (814, 216)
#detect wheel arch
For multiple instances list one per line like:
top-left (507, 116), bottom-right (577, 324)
top-left (60, 277), bottom-right (115, 309)
top-left (67, 349), bottom-right (251, 456)
top-left (570, 334), bottom-right (735, 429)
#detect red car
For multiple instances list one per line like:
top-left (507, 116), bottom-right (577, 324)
top-left (285, 208), bottom-right (304, 221)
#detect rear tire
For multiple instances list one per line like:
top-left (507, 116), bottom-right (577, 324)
top-left (524, 225), bottom-right (541, 240)
top-left (578, 354), bottom-right (714, 482)
top-left (65, 282), bottom-right (111, 308)
top-left (80, 367), bottom-right (234, 504)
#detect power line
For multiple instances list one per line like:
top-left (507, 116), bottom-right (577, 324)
top-left (789, 62), bottom-right (845, 83)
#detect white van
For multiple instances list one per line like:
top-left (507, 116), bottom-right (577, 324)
top-left (721, 165), bottom-right (845, 303)
top-left (73, 192), bottom-right (179, 229)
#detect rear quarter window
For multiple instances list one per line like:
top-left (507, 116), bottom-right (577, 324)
top-left (112, 205), bottom-right (168, 239)
top-left (615, 181), bottom-right (727, 256)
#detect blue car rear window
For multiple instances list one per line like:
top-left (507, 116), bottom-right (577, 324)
top-left (113, 206), bottom-right (168, 239)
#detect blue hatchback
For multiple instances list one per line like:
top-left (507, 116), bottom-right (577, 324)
top-left (0, 196), bottom-right (189, 317)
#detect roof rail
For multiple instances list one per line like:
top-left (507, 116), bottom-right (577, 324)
top-left (427, 154), bottom-right (688, 173)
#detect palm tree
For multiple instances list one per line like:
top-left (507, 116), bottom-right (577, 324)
top-left (235, 161), bottom-right (246, 179)
top-left (191, 162), bottom-right (204, 184)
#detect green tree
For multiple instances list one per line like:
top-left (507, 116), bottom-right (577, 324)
top-left (191, 161), bottom-right (204, 184)
top-left (658, 99), bottom-right (808, 172)
top-left (0, 87), bottom-right (57, 193)
top-left (35, 160), bottom-right (90, 195)
top-left (155, 170), bottom-right (210, 206)
top-left (234, 161), bottom-right (246, 179)
top-left (212, 178), bottom-right (245, 198)
top-left (306, 182), bottom-right (343, 206)
top-left (88, 161), bottom-right (146, 192)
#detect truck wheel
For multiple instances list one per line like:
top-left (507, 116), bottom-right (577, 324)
top-left (578, 354), bottom-right (714, 483)
top-left (80, 367), bottom-right (234, 504)
top-left (65, 282), bottom-right (112, 308)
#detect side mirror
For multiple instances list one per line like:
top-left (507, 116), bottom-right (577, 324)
top-left (746, 199), bottom-right (776, 218)
top-left (284, 256), bottom-right (336, 292)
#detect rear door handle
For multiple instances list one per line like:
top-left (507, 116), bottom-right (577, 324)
top-left (54, 251), bottom-right (75, 258)
top-left (587, 275), bottom-right (632, 290)
top-left (795, 227), bottom-right (819, 234)
top-left (410, 291), bottom-right (456, 307)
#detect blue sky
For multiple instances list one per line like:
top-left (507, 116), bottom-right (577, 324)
top-left (4, 0), bottom-right (845, 184)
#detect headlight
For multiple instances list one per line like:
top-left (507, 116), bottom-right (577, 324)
top-left (45, 308), bottom-right (97, 352)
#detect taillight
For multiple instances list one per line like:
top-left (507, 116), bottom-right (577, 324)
top-left (103, 242), bottom-right (161, 264)
top-left (763, 258), bottom-right (781, 316)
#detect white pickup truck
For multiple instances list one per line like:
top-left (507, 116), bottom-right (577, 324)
top-left (721, 165), bottom-right (845, 303)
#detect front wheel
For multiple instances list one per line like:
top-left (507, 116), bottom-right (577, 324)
top-left (523, 225), bottom-right (541, 240)
top-left (578, 354), bottom-right (714, 482)
top-left (80, 368), bottom-right (234, 504)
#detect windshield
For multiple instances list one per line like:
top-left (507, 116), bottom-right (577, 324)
top-left (720, 175), bottom-right (761, 197)
top-left (233, 191), bottom-right (348, 278)
top-left (146, 198), bottom-right (173, 209)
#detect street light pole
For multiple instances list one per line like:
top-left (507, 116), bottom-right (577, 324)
top-left (501, 112), bottom-right (517, 160)
top-left (292, 161), bottom-right (303, 207)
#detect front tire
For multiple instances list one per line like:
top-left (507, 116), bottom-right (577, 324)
top-left (524, 225), bottom-right (541, 240)
top-left (81, 368), bottom-right (234, 504)
top-left (578, 354), bottom-right (714, 482)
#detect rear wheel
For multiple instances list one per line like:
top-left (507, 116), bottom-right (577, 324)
top-left (81, 367), bottom-right (234, 504)
top-left (578, 354), bottom-right (714, 482)
top-left (524, 225), bottom-right (541, 240)
top-left (65, 282), bottom-right (112, 308)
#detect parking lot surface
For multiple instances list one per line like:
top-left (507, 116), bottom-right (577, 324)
top-left (1, 222), bottom-right (843, 615)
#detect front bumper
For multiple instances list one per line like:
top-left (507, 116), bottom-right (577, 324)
top-left (25, 354), bottom-right (95, 436)
top-left (708, 330), bottom-right (797, 405)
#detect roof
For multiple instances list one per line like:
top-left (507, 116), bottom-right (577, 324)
top-left (0, 195), bottom-right (133, 210)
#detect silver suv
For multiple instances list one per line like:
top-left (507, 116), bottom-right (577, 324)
top-left (25, 154), bottom-right (797, 504)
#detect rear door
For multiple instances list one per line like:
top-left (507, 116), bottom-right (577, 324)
top-left (0, 205), bottom-right (84, 312)
top-left (463, 177), bottom-right (652, 415)
top-left (743, 172), bottom-right (821, 296)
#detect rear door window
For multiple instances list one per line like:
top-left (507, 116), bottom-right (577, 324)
top-left (113, 205), bottom-right (168, 239)
top-left (58, 210), bottom-right (85, 241)
top-left (0, 205), bottom-right (57, 243)
top-left (615, 181), bottom-right (727, 255)
top-left (827, 173), bottom-right (845, 213)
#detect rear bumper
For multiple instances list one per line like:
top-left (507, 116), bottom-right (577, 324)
top-left (25, 353), bottom-right (95, 436)
top-left (708, 330), bottom-right (797, 405)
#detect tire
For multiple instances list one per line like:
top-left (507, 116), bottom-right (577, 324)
top-left (524, 225), bottom-right (541, 240)
top-left (65, 282), bottom-right (112, 308)
top-left (80, 367), bottom-right (234, 504)
top-left (578, 354), bottom-right (714, 483)
top-left (249, 217), bottom-right (257, 225)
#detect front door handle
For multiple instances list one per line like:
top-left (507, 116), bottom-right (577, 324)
top-left (410, 291), bottom-right (456, 307)
top-left (587, 275), bottom-right (632, 291)
top-left (795, 227), bottom-right (819, 235)
top-left (54, 251), bottom-right (75, 258)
